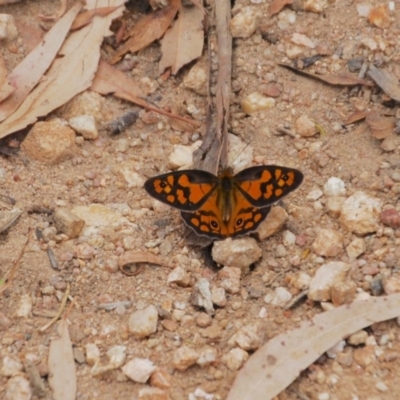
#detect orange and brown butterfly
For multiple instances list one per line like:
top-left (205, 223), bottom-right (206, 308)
top-left (144, 165), bottom-right (304, 240)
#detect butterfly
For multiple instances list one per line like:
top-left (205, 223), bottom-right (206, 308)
top-left (144, 165), bottom-right (304, 240)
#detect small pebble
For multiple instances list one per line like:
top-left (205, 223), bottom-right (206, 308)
top-left (196, 346), bottom-right (218, 367)
top-left (196, 313), bottom-right (212, 328)
top-left (347, 330), bottom-right (368, 346)
top-left (190, 278), bottom-right (214, 315)
top-left (172, 346), bottom-right (199, 371)
top-left (122, 358), bottom-right (156, 383)
top-left (128, 305), bottom-right (158, 338)
top-left (241, 92), bottom-right (275, 114)
top-left (308, 262), bottom-right (351, 302)
top-left (150, 369), bottom-right (172, 389)
top-left (221, 348), bottom-right (249, 371)
top-left (211, 287), bottom-right (227, 307)
top-left (230, 6), bottom-right (259, 38)
top-left (323, 177), bottom-right (346, 197)
top-left (218, 267), bottom-right (241, 294)
top-left (168, 267), bottom-right (190, 287)
top-left (312, 229), bottom-right (343, 257)
top-left (380, 208), bottom-right (400, 229)
top-left (85, 343), bottom-right (100, 366)
top-left (228, 322), bottom-right (264, 351)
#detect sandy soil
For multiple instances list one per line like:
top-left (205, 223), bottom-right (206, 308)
top-left (1, 1), bottom-right (400, 399)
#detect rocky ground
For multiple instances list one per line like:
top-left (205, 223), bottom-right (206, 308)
top-left (1, 0), bottom-right (400, 399)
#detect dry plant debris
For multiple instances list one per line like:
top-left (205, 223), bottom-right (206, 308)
top-left (228, 293), bottom-right (400, 400)
top-left (48, 318), bottom-right (77, 400)
top-left (159, 4), bottom-right (204, 75)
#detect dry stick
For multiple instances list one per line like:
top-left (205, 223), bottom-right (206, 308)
top-left (192, 0), bottom-right (232, 173)
top-left (215, 0), bottom-right (232, 169)
top-left (39, 283), bottom-right (70, 332)
top-left (0, 236), bottom-right (29, 294)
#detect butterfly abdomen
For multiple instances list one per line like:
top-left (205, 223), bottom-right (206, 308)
top-left (217, 174), bottom-right (236, 223)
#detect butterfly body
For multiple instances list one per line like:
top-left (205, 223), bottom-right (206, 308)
top-left (144, 165), bottom-right (303, 239)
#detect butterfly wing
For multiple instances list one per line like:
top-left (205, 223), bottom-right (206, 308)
top-left (144, 170), bottom-right (218, 212)
top-left (180, 188), bottom-right (271, 239)
top-left (234, 165), bottom-right (304, 207)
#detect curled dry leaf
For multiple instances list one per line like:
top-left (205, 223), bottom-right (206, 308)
top-left (119, 251), bottom-right (166, 276)
top-left (279, 63), bottom-right (373, 87)
top-left (228, 294), bottom-right (400, 400)
top-left (367, 64), bottom-right (400, 102)
top-left (159, 4), bottom-right (205, 75)
top-left (270, 0), bottom-right (293, 16)
top-left (48, 319), bottom-right (77, 400)
top-left (366, 111), bottom-right (395, 140)
top-left (111, 0), bottom-right (180, 64)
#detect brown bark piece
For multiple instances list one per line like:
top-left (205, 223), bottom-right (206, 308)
top-left (53, 208), bottom-right (85, 238)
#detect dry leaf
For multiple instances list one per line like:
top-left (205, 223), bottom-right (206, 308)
top-left (343, 110), bottom-right (367, 125)
top-left (48, 319), bottom-right (76, 400)
top-left (367, 64), bottom-right (400, 102)
top-left (159, 5), bottom-right (204, 75)
top-left (92, 60), bottom-right (199, 127)
top-left (111, 0), bottom-right (180, 64)
top-left (0, 3), bottom-right (82, 123)
top-left (0, 0), bottom-right (125, 139)
top-left (0, 54), bottom-right (14, 102)
top-left (366, 111), bottom-right (395, 140)
top-left (279, 63), bottom-right (373, 86)
top-left (71, 6), bottom-right (119, 31)
top-left (228, 294), bottom-right (400, 400)
top-left (270, 0), bottom-right (293, 16)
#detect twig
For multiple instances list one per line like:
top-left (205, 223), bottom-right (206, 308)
top-left (215, 0), bottom-right (232, 169)
top-left (284, 290), bottom-right (309, 310)
top-left (35, 228), bottom-right (59, 270)
top-left (0, 236), bottom-right (29, 294)
top-left (39, 283), bottom-right (70, 332)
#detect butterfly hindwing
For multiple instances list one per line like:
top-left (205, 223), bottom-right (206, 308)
top-left (234, 165), bottom-right (304, 208)
top-left (180, 184), bottom-right (272, 239)
top-left (144, 170), bottom-right (218, 212)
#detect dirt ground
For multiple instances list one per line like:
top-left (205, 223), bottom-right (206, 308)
top-left (1, 0), bottom-right (400, 399)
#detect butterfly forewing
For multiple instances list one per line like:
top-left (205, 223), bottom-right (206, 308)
top-left (144, 170), bottom-right (218, 212)
top-left (234, 165), bottom-right (304, 208)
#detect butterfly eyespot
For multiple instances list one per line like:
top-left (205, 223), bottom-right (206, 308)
top-left (211, 221), bottom-right (219, 229)
top-left (160, 182), bottom-right (167, 188)
top-left (236, 218), bottom-right (243, 227)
